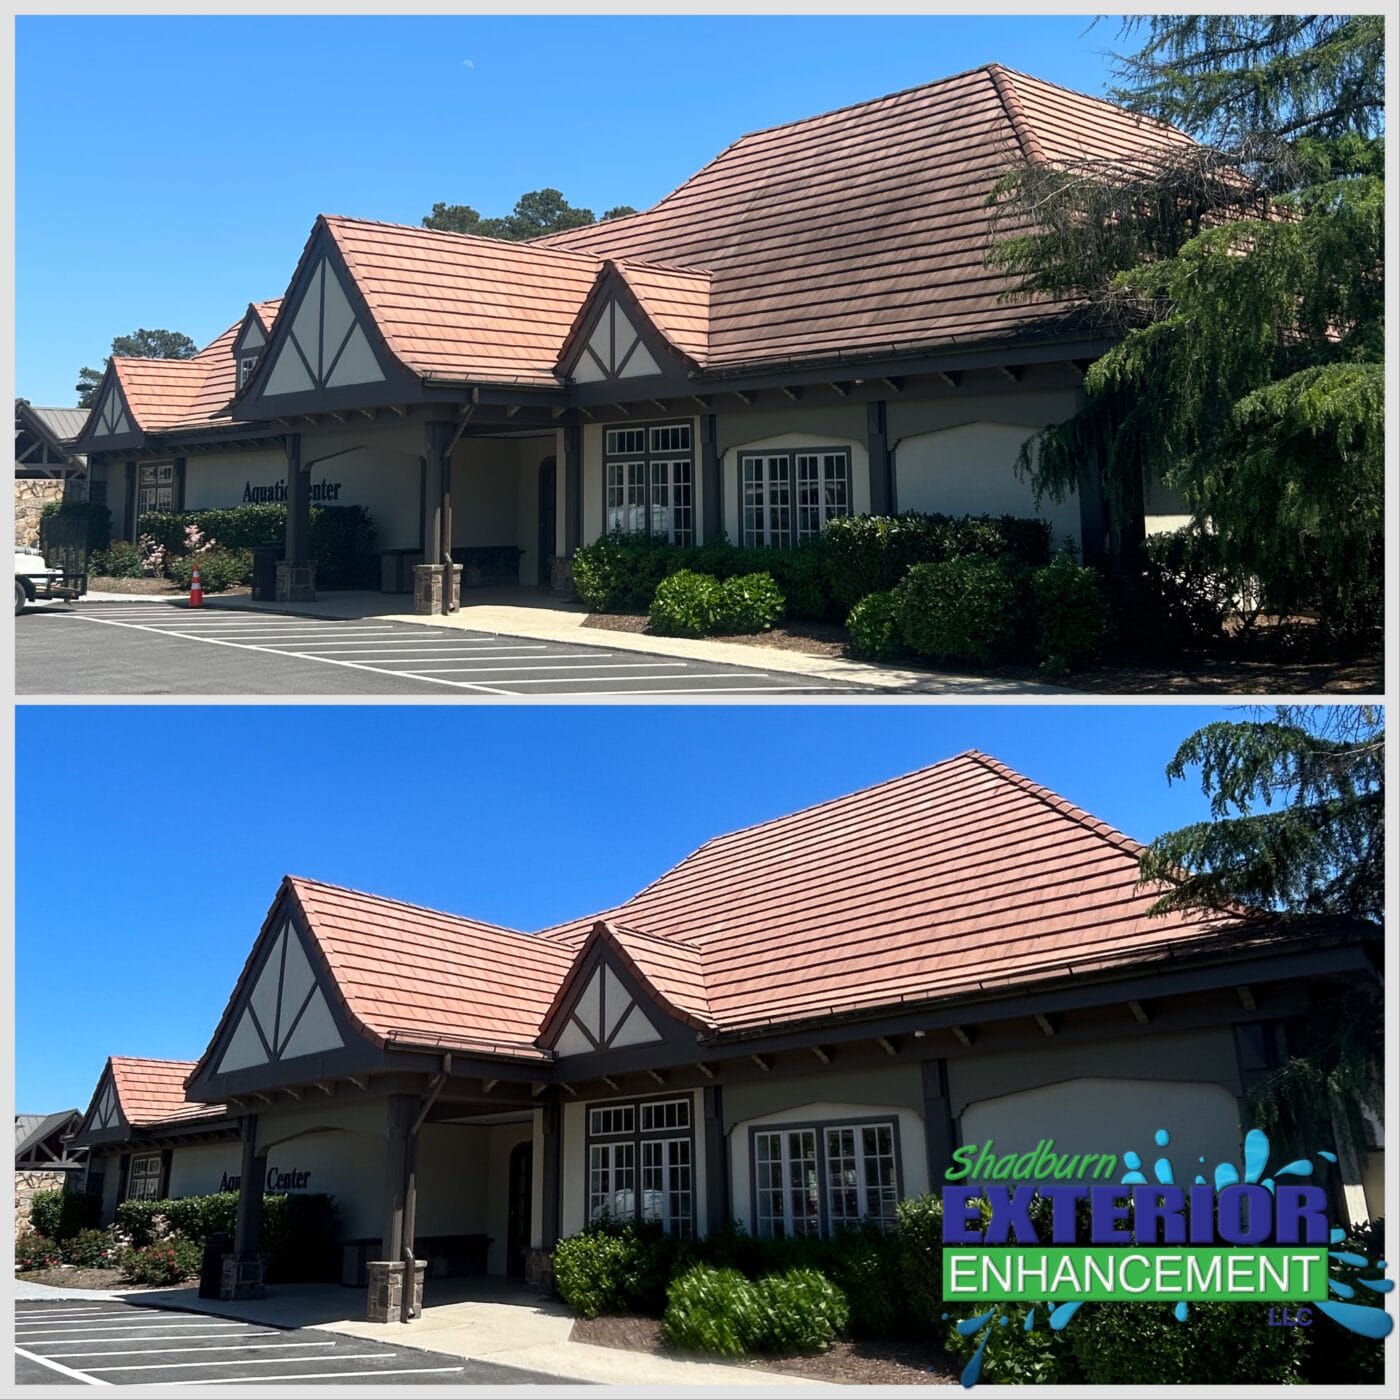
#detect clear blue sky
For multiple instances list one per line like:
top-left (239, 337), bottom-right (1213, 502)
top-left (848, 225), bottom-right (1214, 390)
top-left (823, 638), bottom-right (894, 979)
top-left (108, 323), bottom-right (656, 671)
top-left (16, 702), bottom-right (1250, 1112)
top-left (16, 13), bottom-right (1121, 404)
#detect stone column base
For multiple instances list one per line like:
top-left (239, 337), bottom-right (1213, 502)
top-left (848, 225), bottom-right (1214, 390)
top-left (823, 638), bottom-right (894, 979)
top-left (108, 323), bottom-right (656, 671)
top-left (275, 560), bottom-right (317, 603)
top-left (524, 1248), bottom-right (555, 1293)
top-left (366, 1259), bottom-right (426, 1322)
top-left (219, 1253), bottom-right (266, 1301)
top-left (548, 557), bottom-right (576, 599)
top-left (413, 563), bottom-right (462, 615)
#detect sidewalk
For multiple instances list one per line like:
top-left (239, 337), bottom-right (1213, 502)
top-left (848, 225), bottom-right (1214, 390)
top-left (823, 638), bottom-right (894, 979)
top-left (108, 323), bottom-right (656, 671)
top-left (179, 588), bottom-right (1061, 695)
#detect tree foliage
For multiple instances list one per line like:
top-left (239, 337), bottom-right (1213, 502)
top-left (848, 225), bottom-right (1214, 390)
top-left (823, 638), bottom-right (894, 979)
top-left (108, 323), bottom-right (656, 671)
top-left (77, 328), bottom-right (198, 408)
top-left (989, 15), bottom-right (1384, 643)
top-left (422, 188), bottom-right (636, 240)
top-left (1139, 705), bottom-right (1383, 922)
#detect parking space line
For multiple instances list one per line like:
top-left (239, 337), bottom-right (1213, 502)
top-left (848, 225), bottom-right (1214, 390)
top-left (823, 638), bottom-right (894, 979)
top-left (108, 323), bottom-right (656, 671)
top-left (18, 1322), bottom-right (254, 1337)
top-left (404, 661), bottom-right (687, 675)
top-left (14, 1345), bottom-right (110, 1384)
top-left (158, 1364), bottom-right (468, 1384)
top-left (84, 1351), bottom-right (388, 1373)
top-left (47, 1342), bottom-right (337, 1360)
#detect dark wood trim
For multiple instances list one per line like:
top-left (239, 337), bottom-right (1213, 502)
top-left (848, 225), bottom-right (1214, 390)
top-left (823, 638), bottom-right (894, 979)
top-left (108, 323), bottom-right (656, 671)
top-left (920, 1059), bottom-right (956, 1185)
top-left (866, 400), bottom-right (891, 515)
top-left (700, 413), bottom-right (720, 542)
top-left (232, 1115), bottom-right (265, 1257)
top-left (540, 1099), bottom-right (562, 1248)
top-left (123, 461), bottom-right (137, 543)
top-left (702, 1084), bottom-right (726, 1233)
top-left (564, 424), bottom-right (582, 552)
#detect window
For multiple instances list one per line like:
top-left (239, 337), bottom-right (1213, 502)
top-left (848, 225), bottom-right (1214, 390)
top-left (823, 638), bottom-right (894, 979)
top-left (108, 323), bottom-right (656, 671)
top-left (127, 1153), bottom-right (163, 1202)
top-left (137, 463), bottom-right (175, 518)
top-left (605, 423), bottom-right (693, 545)
top-left (238, 355), bottom-right (259, 389)
top-left (586, 1094), bottom-right (695, 1237)
top-left (752, 1118), bottom-right (900, 1238)
top-left (740, 448), bottom-right (850, 548)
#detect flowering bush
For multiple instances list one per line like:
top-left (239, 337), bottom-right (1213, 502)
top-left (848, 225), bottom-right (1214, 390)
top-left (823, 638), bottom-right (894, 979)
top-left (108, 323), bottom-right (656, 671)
top-left (183, 523), bottom-right (216, 556)
top-left (119, 1238), bottom-right (203, 1286)
top-left (62, 1228), bottom-right (121, 1269)
top-left (16, 1231), bottom-right (64, 1271)
top-left (138, 533), bottom-right (168, 577)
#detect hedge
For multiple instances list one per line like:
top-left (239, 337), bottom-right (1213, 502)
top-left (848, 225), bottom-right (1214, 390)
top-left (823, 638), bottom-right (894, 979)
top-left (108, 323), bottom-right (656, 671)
top-left (40, 499), bottom-right (113, 554)
top-left (29, 1188), bottom-right (100, 1241)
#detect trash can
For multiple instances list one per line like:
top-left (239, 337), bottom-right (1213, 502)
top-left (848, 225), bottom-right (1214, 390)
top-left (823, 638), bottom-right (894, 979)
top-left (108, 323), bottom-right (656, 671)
top-left (251, 546), bottom-right (283, 602)
top-left (199, 1232), bottom-right (233, 1300)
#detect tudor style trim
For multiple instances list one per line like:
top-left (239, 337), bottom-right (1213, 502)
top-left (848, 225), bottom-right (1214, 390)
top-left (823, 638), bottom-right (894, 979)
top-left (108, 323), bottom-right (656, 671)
top-left (72, 365), bottom-right (145, 454)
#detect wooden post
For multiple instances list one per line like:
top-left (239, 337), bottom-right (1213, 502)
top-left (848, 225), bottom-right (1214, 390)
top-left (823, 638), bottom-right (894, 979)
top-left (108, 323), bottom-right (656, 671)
top-left (539, 1099), bottom-right (561, 1249)
top-left (701, 414), bottom-right (719, 542)
top-left (232, 1115), bottom-right (265, 1258)
top-left (921, 1059), bottom-right (956, 1182)
top-left (283, 433), bottom-right (306, 564)
top-left (563, 425), bottom-right (582, 552)
top-left (866, 401), bottom-right (891, 515)
top-left (703, 1084), bottom-right (727, 1234)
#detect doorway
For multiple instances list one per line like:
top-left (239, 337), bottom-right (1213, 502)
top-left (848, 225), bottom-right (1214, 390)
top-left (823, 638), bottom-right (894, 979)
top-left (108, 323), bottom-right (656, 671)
top-left (537, 457), bottom-right (557, 587)
top-left (506, 1140), bottom-right (533, 1278)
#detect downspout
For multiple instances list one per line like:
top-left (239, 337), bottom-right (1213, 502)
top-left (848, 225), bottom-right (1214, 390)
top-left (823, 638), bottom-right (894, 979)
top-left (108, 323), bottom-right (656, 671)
top-left (401, 1057), bottom-right (451, 1323)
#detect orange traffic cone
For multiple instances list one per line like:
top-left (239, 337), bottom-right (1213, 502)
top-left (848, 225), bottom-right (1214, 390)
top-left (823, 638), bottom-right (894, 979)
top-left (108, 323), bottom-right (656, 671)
top-left (189, 567), bottom-right (204, 608)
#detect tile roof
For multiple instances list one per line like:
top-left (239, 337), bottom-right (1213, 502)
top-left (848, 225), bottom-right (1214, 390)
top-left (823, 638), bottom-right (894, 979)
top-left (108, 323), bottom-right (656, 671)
top-left (285, 876), bottom-right (573, 1057)
top-left (108, 1057), bottom-right (225, 1127)
top-left (108, 299), bottom-right (283, 434)
top-left (537, 63), bottom-right (1198, 370)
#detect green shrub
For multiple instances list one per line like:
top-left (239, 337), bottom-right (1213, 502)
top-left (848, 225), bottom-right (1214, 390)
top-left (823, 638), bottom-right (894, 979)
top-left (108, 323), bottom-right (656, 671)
top-left (41, 499), bottom-right (112, 554)
top-left (824, 1225), bottom-right (903, 1338)
top-left (743, 540), bottom-right (835, 621)
top-left (1301, 1220), bottom-right (1386, 1384)
top-left (945, 1301), bottom-right (1082, 1385)
top-left (30, 1188), bottom-right (100, 1241)
top-left (311, 505), bottom-right (379, 589)
top-left (1032, 550), bottom-right (1110, 675)
top-left (167, 547), bottom-right (253, 593)
top-left (1140, 526), bottom-right (1249, 652)
top-left (649, 570), bottom-right (720, 637)
top-left (894, 557), bottom-right (1019, 665)
top-left (160, 1192), bottom-right (239, 1246)
top-left (15, 1231), bottom-right (64, 1271)
top-left (119, 1237), bottom-right (203, 1287)
top-left (712, 572), bottom-right (784, 634)
top-left (751, 1268), bottom-right (848, 1353)
top-left (553, 1220), bottom-right (689, 1318)
top-left (62, 1227), bottom-right (120, 1269)
top-left (662, 1265), bottom-right (762, 1356)
top-left (1067, 1301), bottom-right (1305, 1385)
top-left (893, 1194), bottom-right (946, 1334)
top-left (846, 590), bottom-right (904, 662)
top-left (89, 539), bottom-right (145, 578)
top-left (138, 505), bottom-right (285, 555)
top-left (572, 533), bottom-right (688, 612)
top-left (115, 1198), bottom-right (167, 1248)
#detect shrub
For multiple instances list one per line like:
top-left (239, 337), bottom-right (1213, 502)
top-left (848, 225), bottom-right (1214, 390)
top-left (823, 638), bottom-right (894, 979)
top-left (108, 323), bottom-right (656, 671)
top-left (648, 570), bottom-right (720, 637)
top-left (311, 505), bottom-right (379, 590)
top-left (1301, 1219), bottom-right (1387, 1384)
top-left (115, 1198), bottom-right (169, 1249)
top-left (894, 557), bottom-right (1019, 665)
top-left (119, 1238), bottom-right (203, 1287)
top-left (1140, 526), bottom-right (1251, 653)
top-left (662, 1265), bottom-right (762, 1356)
top-left (846, 590), bottom-right (904, 662)
top-left (1032, 549), bottom-right (1110, 675)
top-left (944, 1301), bottom-right (1082, 1385)
top-left (15, 1231), bottom-right (64, 1272)
top-left (41, 499), bottom-right (112, 554)
top-left (1067, 1301), bottom-right (1304, 1385)
top-left (89, 539), bottom-right (144, 578)
top-left (553, 1220), bottom-right (688, 1318)
top-left (824, 1225), bottom-right (903, 1338)
top-left (30, 1188), bottom-right (100, 1241)
top-left (573, 533), bottom-right (688, 612)
top-left (62, 1228), bottom-right (120, 1269)
top-left (743, 540), bottom-right (835, 622)
top-left (751, 1268), bottom-right (848, 1353)
top-left (262, 1193), bottom-right (341, 1284)
top-left (138, 505), bottom-right (285, 556)
top-left (167, 547), bottom-right (253, 593)
top-left (893, 1193), bottom-right (945, 1334)
top-left (712, 572), bottom-right (784, 634)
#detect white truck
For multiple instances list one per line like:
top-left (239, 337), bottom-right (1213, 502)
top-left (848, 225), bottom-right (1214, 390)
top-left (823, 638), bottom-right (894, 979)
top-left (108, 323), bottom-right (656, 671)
top-left (14, 545), bottom-right (86, 615)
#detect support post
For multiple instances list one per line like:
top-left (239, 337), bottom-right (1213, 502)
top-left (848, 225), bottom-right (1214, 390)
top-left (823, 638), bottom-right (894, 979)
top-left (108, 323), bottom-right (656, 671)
top-left (277, 432), bottom-right (316, 601)
top-left (540, 1099), bottom-right (561, 1249)
top-left (415, 422), bottom-right (460, 615)
top-left (563, 424), bottom-right (582, 552)
top-left (703, 1084), bottom-right (727, 1234)
top-left (700, 413), bottom-right (719, 542)
top-left (174, 457), bottom-right (188, 513)
top-left (369, 1094), bottom-right (423, 1323)
top-left (222, 1114), bottom-right (266, 1300)
top-left (866, 400), bottom-right (892, 515)
top-left (920, 1059), bottom-right (956, 1182)
top-left (123, 461), bottom-right (137, 542)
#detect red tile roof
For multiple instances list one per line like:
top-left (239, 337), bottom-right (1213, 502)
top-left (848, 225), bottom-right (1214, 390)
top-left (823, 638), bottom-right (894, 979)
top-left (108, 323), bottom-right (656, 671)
top-left (107, 1057), bottom-right (225, 1127)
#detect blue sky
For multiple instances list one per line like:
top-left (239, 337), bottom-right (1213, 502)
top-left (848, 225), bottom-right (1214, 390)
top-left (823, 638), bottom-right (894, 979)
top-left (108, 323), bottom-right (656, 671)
top-left (16, 13), bottom-right (1120, 404)
top-left (15, 702), bottom-right (1252, 1111)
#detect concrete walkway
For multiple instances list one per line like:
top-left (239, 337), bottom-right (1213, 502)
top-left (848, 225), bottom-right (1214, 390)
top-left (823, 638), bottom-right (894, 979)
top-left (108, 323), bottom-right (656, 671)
top-left (167, 587), bottom-right (1061, 694)
top-left (15, 1277), bottom-right (821, 1387)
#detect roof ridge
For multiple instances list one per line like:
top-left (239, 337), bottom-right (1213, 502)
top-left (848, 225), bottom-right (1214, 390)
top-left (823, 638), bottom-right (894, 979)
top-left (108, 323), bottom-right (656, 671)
top-left (321, 212), bottom-right (604, 266)
top-left (614, 254), bottom-right (713, 279)
top-left (991, 63), bottom-right (1196, 139)
top-left (987, 64), bottom-right (1047, 165)
top-left (285, 873), bottom-right (535, 940)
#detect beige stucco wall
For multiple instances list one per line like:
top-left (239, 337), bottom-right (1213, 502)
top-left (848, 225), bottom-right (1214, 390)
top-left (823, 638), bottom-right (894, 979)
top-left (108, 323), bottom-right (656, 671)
top-left (452, 434), bottom-right (555, 585)
top-left (166, 1141), bottom-right (242, 1198)
top-left (482, 1120), bottom-right (534, 1274)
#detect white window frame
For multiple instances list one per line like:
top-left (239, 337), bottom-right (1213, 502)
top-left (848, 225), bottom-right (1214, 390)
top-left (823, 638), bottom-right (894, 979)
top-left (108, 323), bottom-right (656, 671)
top-left (127, 1152), bottom-right (164, 1203)
top-left (641, 1136), bottom-right (694, 1239)
top-left (585, 1094), bottom-right (696, 1236)
top-left (588, 1140), bottom-right (636, 1224)
top-left (604, 422), bottom-right (694, 544)
top-left (752, 1117), bottom-right (901, 1238)
top-left (753, 1128), bottom-right (821, 1239)
top-left (238, 355), bottom-right (259, 389)
top-left (740, 447), bottom-right (851, 548)
top-left (824, 1122), bottom-right (898, 1233)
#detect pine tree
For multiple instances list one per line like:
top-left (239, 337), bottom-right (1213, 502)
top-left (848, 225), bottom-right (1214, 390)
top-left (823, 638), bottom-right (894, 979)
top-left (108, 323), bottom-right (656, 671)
top-left (989, 16), bottom-right (1384, 644)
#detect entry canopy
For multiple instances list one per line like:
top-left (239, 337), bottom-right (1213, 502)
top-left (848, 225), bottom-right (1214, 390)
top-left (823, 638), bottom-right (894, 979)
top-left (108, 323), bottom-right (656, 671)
top-left (180, 752), bottom-right (1377, 1113)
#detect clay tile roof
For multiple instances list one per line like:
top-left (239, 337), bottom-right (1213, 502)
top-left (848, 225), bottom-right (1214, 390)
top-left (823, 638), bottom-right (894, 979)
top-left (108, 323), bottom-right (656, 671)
top-left (321, 216), bottom-right (606, 386)
top-left (109, 298), bottom-right (284, 434)
top-left (251, 299), bottom-right (282, 334)
top-left (109, 1057), bottom-right (225, 1127)
top-left (536, 751), bottom-right (1273, 1033)
top-left (537, 63), bottom-right (1199, 370)
top-left (599, 921), bottom-right (711, 1026)
top-left (614, 261), bottom-right (711, 363)
top-left (286, 875), bottom-right (574, 1057)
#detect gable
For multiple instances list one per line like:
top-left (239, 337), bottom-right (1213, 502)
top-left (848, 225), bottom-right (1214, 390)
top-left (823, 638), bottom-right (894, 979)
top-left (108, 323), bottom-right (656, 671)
top-left (90, 378), bottom-right (134, 438)
top-left (550, 958), bottom-right (664, 1056)
top-left (82, 1073), bottom-right (124, 1135)
top-left (569, 299), bottom-right (664, 384)
top-left (262, 255), bottom-right (387, 397)
top-left (215, 917), bottom-right (346, 1074)
top-left (235, 317), bottom-right (266, 356)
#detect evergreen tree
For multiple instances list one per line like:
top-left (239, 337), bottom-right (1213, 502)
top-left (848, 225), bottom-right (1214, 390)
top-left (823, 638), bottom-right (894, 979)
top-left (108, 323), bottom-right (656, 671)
top-left (422, 188), bottom-right (631, 240)
top-left (989, 15), bottom-right (1384, 643)
top-left (76, 328), bottom-right (198, 408)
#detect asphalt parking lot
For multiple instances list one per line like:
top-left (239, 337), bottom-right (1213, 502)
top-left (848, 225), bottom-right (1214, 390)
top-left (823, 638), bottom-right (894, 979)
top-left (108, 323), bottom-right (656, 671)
top-left (16, 601), bottom-right (858, 697)
top-left (14, 1299), bottom-right (567, 1386)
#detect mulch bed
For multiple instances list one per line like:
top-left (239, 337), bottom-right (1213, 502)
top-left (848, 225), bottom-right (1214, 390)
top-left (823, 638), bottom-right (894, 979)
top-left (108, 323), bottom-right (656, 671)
top-left (18, 1266), bottom-right (141, 1290)
top-left (583, 612), bottom-right (1382, 693)
top-left (89, 576), bottom-right (252, 599)
top-left (570, 1314), bottom-right (959, 1384)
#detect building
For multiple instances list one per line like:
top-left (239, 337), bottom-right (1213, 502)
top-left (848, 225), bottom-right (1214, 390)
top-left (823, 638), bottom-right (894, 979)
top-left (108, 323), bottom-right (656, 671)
top-left (14, 1110), bottom-right (86, 1236)
top-left (70, 751), bottom-right (1383, 1317)
top-left (14, 402), bottom-right (89, 548)
top-left (70, 65), bottom-right (1195, 612)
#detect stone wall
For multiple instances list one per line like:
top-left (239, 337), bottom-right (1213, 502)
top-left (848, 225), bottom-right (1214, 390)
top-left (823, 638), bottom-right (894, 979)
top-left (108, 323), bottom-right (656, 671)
top-left (14, 479), bottom-right (66, 548)
top-left (15, 1168), bottom-right (67, 1237)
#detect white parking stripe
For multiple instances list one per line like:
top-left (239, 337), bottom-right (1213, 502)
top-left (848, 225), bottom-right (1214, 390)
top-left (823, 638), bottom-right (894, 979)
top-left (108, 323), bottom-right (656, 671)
top-left (48, 1342), bottom-right (337, 1360)
top-left (14, 1345), bottom-right (110, 1384)
top-left (18, 1323), bottom-right (254, 1337)
top-left (26, 1329), bottom-right (278, 1344)
top-left (404, 661), bottom-right (686, 675)
top-left (86, 1351), bottom-right (388, 1372)
top-left (159, 1364), bottom-right (467, 1384)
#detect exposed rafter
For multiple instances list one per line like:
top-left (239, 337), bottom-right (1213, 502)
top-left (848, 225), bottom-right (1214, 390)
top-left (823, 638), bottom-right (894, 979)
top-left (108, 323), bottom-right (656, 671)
top-left (811, 1046), bottom-right (831, 1064)
top-left (751, 1054), bottom-right (772, 1072)
top-left (881, 376), bottom-right (904, 393)
top-left (1128, 1000), bottom-right (1152, 1025)
top-left (732, 390), bottom-right (754, 406)
top-left (996, 364), bottom-right (1025, 383)
top-left (935, 370), bottom-right (962, 389)
top-left (1034, 1013), bottom-right (1057, 1038)
top-left (950, 1025), bottom-right (975, 1048)
top-left (876, 1035), bottom-right (899, 1057)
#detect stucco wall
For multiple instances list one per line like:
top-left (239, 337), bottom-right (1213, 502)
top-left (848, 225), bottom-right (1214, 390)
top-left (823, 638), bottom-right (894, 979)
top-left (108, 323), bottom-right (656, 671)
top-left (482, 1121), bottom-right (534, 1274)
top-left (452, 435), bottom-right (555, 585)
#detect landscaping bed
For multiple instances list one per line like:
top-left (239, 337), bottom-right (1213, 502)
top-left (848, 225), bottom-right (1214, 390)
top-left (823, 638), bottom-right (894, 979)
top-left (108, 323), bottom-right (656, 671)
top-left (571, 1313), bottom-right (959, 1384)
top-left (89, 576), bottom-right (252, 599)
top-left (18, 1266), bottom-right (163, 1291)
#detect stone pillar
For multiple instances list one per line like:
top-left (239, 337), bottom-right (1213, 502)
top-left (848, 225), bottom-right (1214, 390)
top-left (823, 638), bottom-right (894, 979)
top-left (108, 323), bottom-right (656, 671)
top-left (279, 432), bottom-right (316, 601)
top-left (223, 1115), bottom-right (266, 1300)
top-left (413, 563), bottom-right (462, 615)
top-left (275, 560), bottom-right (317, 603)
top-left (366, 1260), bottom-right (425, 1323)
